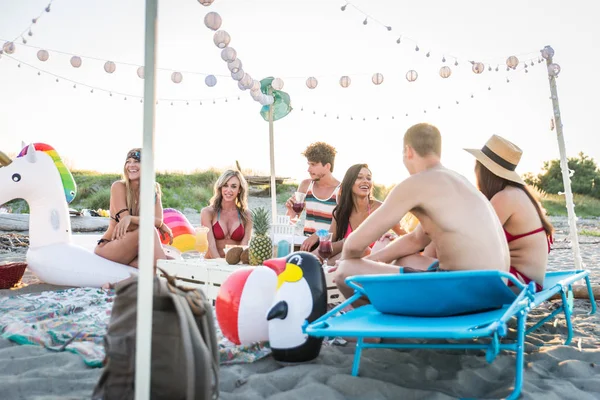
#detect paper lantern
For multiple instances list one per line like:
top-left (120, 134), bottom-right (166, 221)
top-left (306, 77), bottom-right (318, 89)
top-left (506, 56), bottom-right (519, 70)
top-left (548, 63), bottom-right (561, 77)
top-left (260, 95), bottom-right (274, 106)
top-left (213, 30), bottom-right (231, 49)
top-left (198, 0), bottom-right (215, 5)
top-left (472, 62), bottom-right (484, 74)
top-left (171, 72), bottom-right (183, 83)
top-left (231, 69), bottom-right (244, 81)
top-left (439, 66), bottom-right (452, 78)
top-left (137, 66), bottom-right (145, 79)
top-left (250, 90), bottom-right (263, 101)
top-left (240, 73), bottom-right (253, 89)
top-left (70, 56), bottom-right (82, 68)
top-left (339, 76), bottom-right (351, 88)
top-left (37, 50), bottom-right (49, 62)
top-left (227, 58), bottom-right (242, 73)
top-left (3, 41), bottom-right (15, 54)
top-left (221, 47), bottom-right (236, 63)
top-left (271, 78), bottom-right (284, 90)
top-left (204, 12), bottom-right (222, 30)
top-left (372, 73), bottom-right (384, 85)
top-left (251, 80), bottom-right (261, 91)
top-left (205, 74), bottom-right (217, 87)
top-left (406, 70), bottom-right (418, 82)
top-left (104, 61), bottom-right (116, 74)
top-left (541, 45), bottom-right (554, 60)
top-left (238, 81), bottom-right (247, 91)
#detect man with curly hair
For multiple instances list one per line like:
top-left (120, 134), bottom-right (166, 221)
top-left (286, 142), bottom-right (341, 251)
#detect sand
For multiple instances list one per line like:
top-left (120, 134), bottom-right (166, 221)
top-left (1, 215), bottom-right (599, 399)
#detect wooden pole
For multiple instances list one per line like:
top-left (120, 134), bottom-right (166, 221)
top-left (136, 0), bottom-right (158, 398)
top-left (268, 91), bottom-right (277, 225)
top-left (544, 46), bottom-right (583, 270)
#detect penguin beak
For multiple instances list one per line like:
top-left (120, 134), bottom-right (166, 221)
top-left (276, 263), bottom-right (303, 289)
top-left (266, 301), bottom-right (288, 321)
top-left (263, 257), bottom-right (287, 275)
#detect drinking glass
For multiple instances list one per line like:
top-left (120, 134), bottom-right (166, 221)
top-left (317, 232), bottom-right (333, 266)
top-left (195, 226), bottom-right (209, 261)
top-left (291, 192), bottom-right (306, 224)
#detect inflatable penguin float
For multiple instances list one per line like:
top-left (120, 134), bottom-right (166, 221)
top-left (263, 252), bottom-right (327, 363)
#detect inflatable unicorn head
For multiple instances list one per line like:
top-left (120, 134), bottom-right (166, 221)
top-left (0, 143), bottom-right (76, 248)
top-left (0, 143), bottom-right (136, 287)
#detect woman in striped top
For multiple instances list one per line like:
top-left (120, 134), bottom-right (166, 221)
top-left (286, 142), bottom-right (341, 251)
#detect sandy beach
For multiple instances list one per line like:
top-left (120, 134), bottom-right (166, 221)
top-left (1, 215), bottom-right (599, 399)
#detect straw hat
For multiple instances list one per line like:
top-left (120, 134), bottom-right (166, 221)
top-left (464, 135), bottom-right (525, 185)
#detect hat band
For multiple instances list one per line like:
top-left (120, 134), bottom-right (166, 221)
top-left (481, 145), bottom-right (517, 171)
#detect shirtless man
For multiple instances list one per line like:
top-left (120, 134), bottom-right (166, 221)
top-left (285, 142), bottom-right (341, 251)
top-left (334, 123), bottom-right (510, 302)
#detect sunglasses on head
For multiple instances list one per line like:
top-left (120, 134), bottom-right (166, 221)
top-left (127, 150), bottom-right (141, 161)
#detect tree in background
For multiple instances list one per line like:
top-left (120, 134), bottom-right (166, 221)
top-left (524, 153), bottom-right (600, 199)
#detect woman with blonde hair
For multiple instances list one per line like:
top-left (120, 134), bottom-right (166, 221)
top-left (201, 170), bottom-right (253, 258)
top-left (95, 148), bottom-right (173, 268)
top-left (465, 135), bottom-right (554, 291)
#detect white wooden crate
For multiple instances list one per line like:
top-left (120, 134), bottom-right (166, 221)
top-left (157, 258), bottom-right (342, 305)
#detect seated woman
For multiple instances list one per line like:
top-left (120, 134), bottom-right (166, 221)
top-left (95, 148), bottom-right (173, 268)
top-left (201, 170), bottom-right (253, 259)
top-left (324, 163), bottom-right (405, 265)
top-left (466, 135), bottom-right (554, 291)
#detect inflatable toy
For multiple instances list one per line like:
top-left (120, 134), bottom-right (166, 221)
top-left (0, 143), bottom-right (137, 287)
top-left (160, 208), bottom-right (196, 253)
top-left (264, 252), bottom-right (327, 363)
top-left (215, 266), bottom-right (278, 345)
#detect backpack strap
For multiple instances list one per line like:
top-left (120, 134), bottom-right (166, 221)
top-left (160, 269), bottom-right (219, 400)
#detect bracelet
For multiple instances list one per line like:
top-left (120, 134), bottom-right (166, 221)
top-left (158, 221), bottom-right (164, 229)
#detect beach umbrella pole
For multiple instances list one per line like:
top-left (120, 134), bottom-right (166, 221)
top-left (135, 0), bottom-right (159, 398)
top-left (268, 99), bottom-right (277, 225)
top-left (543, 46), bottom-right (583, 270)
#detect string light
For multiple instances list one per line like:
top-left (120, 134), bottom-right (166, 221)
top-left (1, 54), bottom-right (246, 105)
top-left (338, 1), bottom-right (541, 71)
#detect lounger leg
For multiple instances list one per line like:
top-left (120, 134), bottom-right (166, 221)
top-left (351, 338), bottom-right (364, 376)
top-left (585, 275), bottom-right (597, 315)
top-left (508, 310), bottom-right (527, 400)
top-left (560, 289), bottom-right (574, 346)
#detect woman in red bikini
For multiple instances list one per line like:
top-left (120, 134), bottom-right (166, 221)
top-left (95, 148), bottom-right (173, 268)
top-left (324, 164), bottom-right (405, 265)
top-left (465, 135), bottom-right (554, 291)
top-left (201, 170), bottom-right (253, 258)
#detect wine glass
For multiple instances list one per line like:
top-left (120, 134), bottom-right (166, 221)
top-left (317, 232), bottom-right (333, 267)
top-left (195, 226), bottom-right (209, 261)
top-left (291, 191), bottom-right (306, 224)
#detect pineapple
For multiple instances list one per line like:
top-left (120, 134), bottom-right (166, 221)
top-left (249, 207), bottom-right (273, 265)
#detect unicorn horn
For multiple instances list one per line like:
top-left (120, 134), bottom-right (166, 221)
top-left (21, 141), bottom-right (26, 149)
top-left (0, 151), bottom-right (12, 166)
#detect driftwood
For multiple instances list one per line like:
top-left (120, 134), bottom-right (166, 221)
top-left (244, 175), bottom-right (289, 186)
top-left (0, 233), bottom-right (29, 252)
top-left (0, 214), bottom-right (109, 232)
top-left (550, 284), bottom-right (600, 301)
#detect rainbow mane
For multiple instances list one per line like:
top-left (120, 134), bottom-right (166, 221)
top-left (18, 143), bottom-right (77, 204)
top-left (161, 208), bottom-right (196, 252)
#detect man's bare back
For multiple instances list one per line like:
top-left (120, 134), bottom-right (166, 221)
top-left (334, 123), bottom-right (509, 303)
top-left (403, 166), bottom-right (509, 271)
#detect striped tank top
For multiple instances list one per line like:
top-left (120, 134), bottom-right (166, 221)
top-left (303, 181), bottom-right (341, 236)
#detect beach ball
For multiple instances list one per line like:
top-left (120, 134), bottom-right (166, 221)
top-left (160, 208), bottom-right (196, 252)
top-left (216, 266), bottom-right (278, 345)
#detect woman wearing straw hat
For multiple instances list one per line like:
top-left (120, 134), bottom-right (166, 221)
top-left (465, 135), bottom-right (554, 291)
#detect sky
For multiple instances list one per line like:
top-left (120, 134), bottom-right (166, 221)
top-left (1, 0), bottom-right (599, 187)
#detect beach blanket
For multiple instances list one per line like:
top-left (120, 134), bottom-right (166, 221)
top-left (0, 287), bottom-right (271, 367)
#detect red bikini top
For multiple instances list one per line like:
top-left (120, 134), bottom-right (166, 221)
top-left (504, 227), bottom-right (552, 252)
top-left (212, 210), bottom-right (245, 241)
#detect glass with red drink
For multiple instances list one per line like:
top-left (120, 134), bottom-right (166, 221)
top-left (317, 231), bottom-right (333, 266)
top-left (292, 191), bottom-right (306, 215)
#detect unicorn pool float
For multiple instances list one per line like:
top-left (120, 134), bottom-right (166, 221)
top-left (0, 143), bottom-right (142, 287)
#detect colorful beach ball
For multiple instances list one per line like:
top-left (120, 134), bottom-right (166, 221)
top-left (215, 266), bottom-right (278, 345)
top-left (160, 208), bottom-right (196, 252)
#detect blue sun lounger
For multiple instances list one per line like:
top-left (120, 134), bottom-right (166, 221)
top-left (305, 269), bottom-right (594, 400)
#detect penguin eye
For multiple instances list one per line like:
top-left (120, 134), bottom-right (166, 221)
top-left (289, 254), bottom-right (302, 265)
top-left (12, 173), bottom-right (21, 182)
